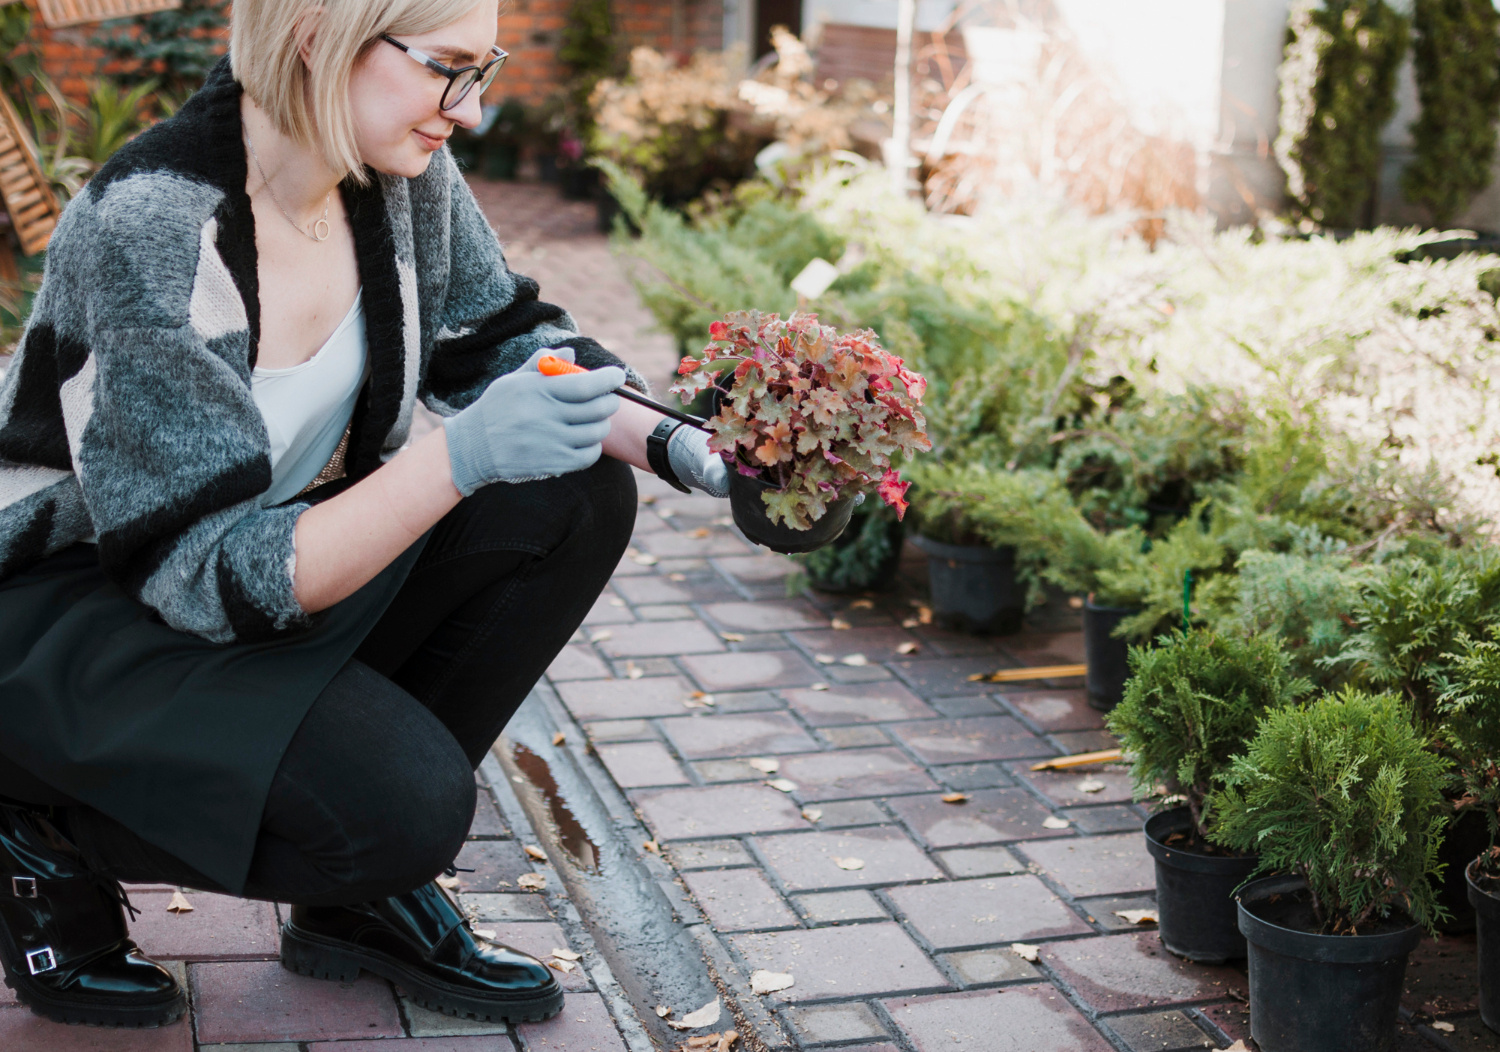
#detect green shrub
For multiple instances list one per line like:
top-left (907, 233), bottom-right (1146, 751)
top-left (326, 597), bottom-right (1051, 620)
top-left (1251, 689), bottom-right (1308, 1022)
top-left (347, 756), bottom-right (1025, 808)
top-left (1232, 546), bottom-right (1375, 688)
top-left (1404, 0), bottom-right (1500, 227)
top-left (1212, 688), bottom-right (1451, 934)
top-left (1437, 628), bottom-right (1500, 878)
top-left (94, 0), bottom-right (228, 104)
top-left (793, 503), bottom-right (900, 594)
top-left (1107, 629), bottom-right (1312, 838)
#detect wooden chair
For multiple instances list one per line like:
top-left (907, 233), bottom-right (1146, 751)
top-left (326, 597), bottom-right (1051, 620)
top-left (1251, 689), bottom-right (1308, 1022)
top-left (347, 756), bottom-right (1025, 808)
top-left (33, 0), bottom-right (179, 30)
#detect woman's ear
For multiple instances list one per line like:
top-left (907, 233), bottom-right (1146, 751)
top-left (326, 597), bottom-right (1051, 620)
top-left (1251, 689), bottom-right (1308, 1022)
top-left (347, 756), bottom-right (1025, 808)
top-left (294, 5), bottom-right (325, 72)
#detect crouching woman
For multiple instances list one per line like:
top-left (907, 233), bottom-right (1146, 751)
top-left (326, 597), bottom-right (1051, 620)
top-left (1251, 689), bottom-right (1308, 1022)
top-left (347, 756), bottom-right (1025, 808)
top-left (0, 0), bottom-right (726, 1030)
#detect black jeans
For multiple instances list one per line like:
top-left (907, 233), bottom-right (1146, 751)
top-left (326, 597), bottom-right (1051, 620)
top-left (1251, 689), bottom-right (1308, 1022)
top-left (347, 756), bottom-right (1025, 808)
top-left (67, 456), bottom-right (635, 906)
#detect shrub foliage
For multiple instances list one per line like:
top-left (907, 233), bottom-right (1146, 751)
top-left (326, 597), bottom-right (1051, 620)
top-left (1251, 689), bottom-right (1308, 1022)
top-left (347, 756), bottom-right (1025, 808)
top-left (1437, 629), bottom-right (1500, 878)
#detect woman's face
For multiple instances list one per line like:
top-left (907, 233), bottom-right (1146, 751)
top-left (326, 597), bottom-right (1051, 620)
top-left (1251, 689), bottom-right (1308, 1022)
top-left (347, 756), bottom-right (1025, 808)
top-left (347, 0), bottom-right (499, 178)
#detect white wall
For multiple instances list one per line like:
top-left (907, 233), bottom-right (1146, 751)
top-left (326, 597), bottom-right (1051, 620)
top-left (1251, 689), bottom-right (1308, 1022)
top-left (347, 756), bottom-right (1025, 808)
top-left (801, 0), bottom-right (961, 34)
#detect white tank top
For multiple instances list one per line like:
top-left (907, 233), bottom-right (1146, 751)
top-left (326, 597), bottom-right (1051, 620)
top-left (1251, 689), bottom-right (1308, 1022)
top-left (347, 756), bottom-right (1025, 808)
top-left (252, 292), bottom-right (369, 507)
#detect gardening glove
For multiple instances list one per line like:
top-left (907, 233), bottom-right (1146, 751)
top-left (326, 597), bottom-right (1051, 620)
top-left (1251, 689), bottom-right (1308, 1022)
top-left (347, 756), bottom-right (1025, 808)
top-left (667, 424), bottom-right (730, 498)
top-left (444, 347), bottom-right (623, 496)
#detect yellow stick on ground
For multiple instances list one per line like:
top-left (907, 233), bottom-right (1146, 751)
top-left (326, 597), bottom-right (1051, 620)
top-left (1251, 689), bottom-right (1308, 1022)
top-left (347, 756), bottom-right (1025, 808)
top-left (1030, 749), bottom-right (1124, 771)
top-left (965, 663), bottom-right (1087, 684)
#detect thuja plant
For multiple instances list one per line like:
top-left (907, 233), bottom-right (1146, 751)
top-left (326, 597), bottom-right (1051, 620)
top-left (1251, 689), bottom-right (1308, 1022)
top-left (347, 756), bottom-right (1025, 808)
top-left (1106, 629), bottom-right (1312, 839)
top-left (1276, 0), bottom-right (1409, 228)
top-left (671, 311), bottom-right (931, 529)
top-left (1213, 689), bottom-right (1451, 935)
top-left (1403, 0), bottom-right (1500, 227)
top-left (1437, 629), bottom-right (1500, 881)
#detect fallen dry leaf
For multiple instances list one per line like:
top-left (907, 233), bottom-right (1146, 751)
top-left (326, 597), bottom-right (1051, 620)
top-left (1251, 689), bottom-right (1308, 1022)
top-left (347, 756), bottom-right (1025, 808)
top-left (814, 653), bottom-right (836, 664)
top-left (656, 1005), bottom-right (672, 1018)
top-left (849, 599), bottom-right (874, 609)
top-left (941, 792), bottom-right (969, 804)
top-left (669, 572), bottom-right (687, 582)
top-left (552, 731), bottom-right (566, 746)
top-left (609, 597), bottom-right (627, 607)
top-left (839, 654), bottom-right (868, 667)
top-left (1010, 943), bottom-right (1040, 962)
top-left (686, 1036), bottom-right (719, 1050)
top-left (896, 641), bottom-right (920, 655)
top-left (1432, 1022), bottom-right (1456, 1033)
top-left (550, 948), bottom-right (582, 961)
top-left (1224, 1043), bottom-right (1251, 1052)
top-left (712, 516), bottom-right (733, 527)
top-left (801, 808), bottom-right (823, 822)
top-left (901, 617), bottom-right (920, 629)
top-left (643, 840), bottom-right (661, 854)
top-left (832, 856), bottom-right (865, 871)
top-left (747, 757), bottom-right (780, 774)
top-left (436, 874), bottom-right (461, 891)
top-left (767, 778), bottom-right (798, 793)
top-left (658, 508), bottom-right (676, 518)
top-left (1114, 909), bottom-right (1158, 925)
top-left (524, 845), bottom-right (548, 862)
top-left (716, 1032), bottom-right (739, 1052)
top-left (589, 629), bottom-right (613, 643)
top-left (1077, 778), bottom-right (1106, 794)
top-left (689, 527), bottom-right (710, 539)
top-left (166, 890), bottom-right (193, 914)
top-left (750, 970), bottom-right (794, 994)
top-left (1068, 596), bottom-right (1085, 609)
top-left (626, 662), bottom-right (644, 680)
top-left (918, 606), bottom-right (933, 625)
top-left (664, 997), bottom-right (722, 1030)
top-left (639, 496), bottom-right (658, 505)
top-left (472, 928), bottom-right (496, 940)
top-left (810, 683), bottom-right (829, 691)
top-left (517, 873), bottom-right (546, 891)
top-left (830, 618), bottom-right (852, 630)
top-left (632, 553), bottom-right (659, 566)
top-left (720, 632), bottom-right (746, 642)
top-left (548, 959), bottom-right (577, 974)
top-left (1042, 816), bottom-right (1072, 829)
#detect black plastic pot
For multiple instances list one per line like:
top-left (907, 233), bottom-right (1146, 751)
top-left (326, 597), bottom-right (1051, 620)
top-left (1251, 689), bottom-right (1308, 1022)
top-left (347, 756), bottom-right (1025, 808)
top-left (728, 472), bottom-right (854, 555)
top-left (1436, 808), bottom-right (1490, 933)
top-left (1084, 599), bottom-right (1139, 711)
top-left (1468, 860), bottom-right (1500, 1034)
top-left (910, 535), bottom-right (1023, 635)
top-left (1238, 874), bottom-right (1423, 1052)
top-left (1144, 808), bottom-right (1258, 963)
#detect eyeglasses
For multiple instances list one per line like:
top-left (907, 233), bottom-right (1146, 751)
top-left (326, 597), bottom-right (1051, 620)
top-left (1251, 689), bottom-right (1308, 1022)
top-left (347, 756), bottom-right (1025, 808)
top-left (380, 35), bottom-right (508, 111)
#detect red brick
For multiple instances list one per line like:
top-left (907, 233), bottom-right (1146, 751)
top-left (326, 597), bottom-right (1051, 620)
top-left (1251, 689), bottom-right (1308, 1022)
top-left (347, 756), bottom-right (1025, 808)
top-left (888, 716), bottom-right (1054, 765)
top-left (1041, 932), bottom-right (1241, 1013)
top-left (454, 840), bottom-right (538, 892)
top-left (887, 789), bottom-right (1071, 847)
top-left (1013, 766), bottom-right (1136, 807)
top-left (754, 827), bottom-right (942, 890)
top-left (885, 987), bottom-right (1112, 1051)
top-left (887, 875), bottom-right (1090, 949)
top-left (681, 868), bottom-right (799, 931)
top-left (190, 960), bottom-right (402, 1043)
top-left (517, 990), bottom-right (626, 1051)
top-left (782, 682), bottom-right (938, 726)
top-left (595, 740), bottom-right (690, 788)
top-left (554, 676), bottom-right (699, 720)
top-left (126, 889), bottom-right (279, 961)
top-left (679, 650), bottom-right (825, 691)
top-left (659, 711), bottom-right (820, 759)
top-left (0, 1005), bottom-right (193, 1050)
top-left (731, 924), bottom-right (949, 1000)
top-left (1000, 690), bottom-right (1105, 732)
top-left (1019, 834), bottom-right (1155, 898)
top-left (773, 748), bottom-right (939, 801)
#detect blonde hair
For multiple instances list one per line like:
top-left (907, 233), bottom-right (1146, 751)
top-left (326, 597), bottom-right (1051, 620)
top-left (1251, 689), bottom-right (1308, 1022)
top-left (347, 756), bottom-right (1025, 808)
top-left (232, 0), bottom-right (482, 181)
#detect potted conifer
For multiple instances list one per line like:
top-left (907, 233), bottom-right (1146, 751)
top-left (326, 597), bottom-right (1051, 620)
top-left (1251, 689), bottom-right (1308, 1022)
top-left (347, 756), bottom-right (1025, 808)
top-left (1107, 629), bottom-right (1310, 963)
top-left (1213, 689), bottom-right (1450, 1052)
top-left (671, 311), bottom-right (930, 554)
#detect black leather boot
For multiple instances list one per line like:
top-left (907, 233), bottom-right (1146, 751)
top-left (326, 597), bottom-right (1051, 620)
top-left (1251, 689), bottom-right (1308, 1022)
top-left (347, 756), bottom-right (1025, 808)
top-left (281, 880), bottom-right (563, 1023)
top-left (0, 803), bottom-right (185, 1027)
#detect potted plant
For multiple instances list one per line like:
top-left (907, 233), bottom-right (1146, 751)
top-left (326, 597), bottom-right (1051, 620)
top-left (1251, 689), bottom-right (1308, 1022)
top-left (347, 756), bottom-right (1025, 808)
top-left (1212, 688), bottom-right (1450, 1052)
top-left (670, 310), bottom-right (930, 554)
top-left (1107, 629), bottom-right (1311, 962)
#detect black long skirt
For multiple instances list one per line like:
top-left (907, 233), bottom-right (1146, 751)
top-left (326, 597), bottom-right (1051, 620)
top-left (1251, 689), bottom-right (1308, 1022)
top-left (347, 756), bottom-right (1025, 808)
top-left (0, 537), bottom-right (426, 894)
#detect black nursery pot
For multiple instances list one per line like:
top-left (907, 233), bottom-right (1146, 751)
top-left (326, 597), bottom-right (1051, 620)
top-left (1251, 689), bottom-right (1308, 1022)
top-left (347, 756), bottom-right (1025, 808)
top-left (728, 472), bottom-right (855, 555)
top-left (1468, 860), bottom-right (1500, 1034)
top-left (1238, 874), bottom-right (1423, 1052)
top-left (1084, 599), bottom-right (1139, 711)
top-left (1144, 808), bottom-right (1258, 963)
top-left (910, 535), bottom-right (1024, 635)
top-left (1437, 808), bottom-right (1490, 933)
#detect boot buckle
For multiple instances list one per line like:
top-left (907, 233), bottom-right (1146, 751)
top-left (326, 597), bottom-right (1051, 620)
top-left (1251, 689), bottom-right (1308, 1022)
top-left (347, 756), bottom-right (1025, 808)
top-left (25, 946), bottom-right (56, 975)
top-left (11, 876), bottom-right (36, 899)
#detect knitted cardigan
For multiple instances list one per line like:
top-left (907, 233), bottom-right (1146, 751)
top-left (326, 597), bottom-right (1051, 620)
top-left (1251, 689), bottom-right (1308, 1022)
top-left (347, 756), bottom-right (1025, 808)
top-left (0, 58), bottom-right (640, 644)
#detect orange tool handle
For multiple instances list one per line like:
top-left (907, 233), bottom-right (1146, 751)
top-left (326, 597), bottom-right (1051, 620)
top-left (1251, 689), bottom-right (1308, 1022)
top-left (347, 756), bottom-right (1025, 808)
top-left (538, 355), bottom-right (587, 376)
top-left (534, 353), bottom-right (712, 432)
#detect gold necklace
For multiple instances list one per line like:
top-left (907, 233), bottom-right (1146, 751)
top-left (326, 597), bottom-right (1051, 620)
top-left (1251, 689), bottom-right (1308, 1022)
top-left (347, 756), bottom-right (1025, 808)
top-left (244, 133), bottom-right (331, 243)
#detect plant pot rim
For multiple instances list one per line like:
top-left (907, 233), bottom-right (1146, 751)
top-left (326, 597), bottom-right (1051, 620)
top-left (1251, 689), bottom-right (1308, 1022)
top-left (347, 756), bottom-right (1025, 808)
top-left (910, 534), bottom-right (1016, 562)
top-left (727, 471), bottom-right (855, 555)
top-left (1144, 807), bottom-right (1260, 875)
top-left (1085, 596), bottom-right (1142, 615)
top-left (1467, 857), bottom-right (1500, 919)
top-left (1236, 874), bottom-right (1423, 962)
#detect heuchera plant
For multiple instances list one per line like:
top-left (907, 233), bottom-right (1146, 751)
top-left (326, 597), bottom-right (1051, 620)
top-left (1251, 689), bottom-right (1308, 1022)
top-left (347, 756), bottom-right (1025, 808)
top-left (671, 310), bottom-right (931, 529)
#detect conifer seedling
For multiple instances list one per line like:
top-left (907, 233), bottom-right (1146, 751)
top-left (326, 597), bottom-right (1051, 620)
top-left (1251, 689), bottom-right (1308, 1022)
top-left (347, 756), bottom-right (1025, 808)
top-left (1437, 628), bottom-right (1500, 882)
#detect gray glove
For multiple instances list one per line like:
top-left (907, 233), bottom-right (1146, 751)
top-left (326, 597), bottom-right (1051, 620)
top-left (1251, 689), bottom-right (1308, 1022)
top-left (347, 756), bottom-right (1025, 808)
top-left (667, 424), bottom-right (730, 498)
top-left (444, 348), bottom-right (623, 496)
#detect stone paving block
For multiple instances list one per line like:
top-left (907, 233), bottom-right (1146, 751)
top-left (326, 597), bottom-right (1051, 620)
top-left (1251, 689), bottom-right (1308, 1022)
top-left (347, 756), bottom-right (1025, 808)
top-left (775, 748), bottom-right (940, 801)
top-left (679, 650), bottom-right (825, 691)
top-left (1404, 932), bottom-right (1481, 1016)
top-left (713, 554), bottom-right (799, 582)
top-left (517, 990), bottom-right (624, 1050)
top-left (884, 987), bottom-right (1112, 1051)
top-left (888, 875), bottom-right (1092, 949)
top-left (1041, 932), bottom-right (1240, 1012)
top-left (1080, 895), bottom-right (1160, 931)
top-left (659, 712), bottom-right (821, 758)
top-left (808, 800), bottom-right (889, 827)
top-left (731, 924), bottom-right (949, 1000)
top-left (1020, 834), bottom-right (1155, 898)
top-left (582, 719), bottom-right (657, 743)
top-left (635, 603), bottom-right (696, 621)
top-left (555, 677), bottom-right (697, 721)
top-left (789, 626), bottom-right (923, 663)
top-left (482, 923), bottom-right (590, 991)
top-left (782, 683), bottom-right (937, 725)
top-left (935, 762), bottom-right (1013, 790)
top-left (889, 788), bottom-right (1073, 848)
top-left (309, 1039), bottom-right (510, 1050)
top-left (1062, 805), bottom-right (1145, 835)
top-left (610, 576), bottom-right (694, 605)
top-left (1001, 632), bottom-right (1087, 667)
top-left (786, 1002), bottom-right (890, 1043)
top-left (0, 1005), bottom-right (194, 1049)
top-left (594, 741), bottom-right (689, 788)
top-left (941, 948), bottom-right (1042, 986)
top-left (819, 725), bottom-right (892, 748)
top-left (1052, 730), bottom-right (1120, 755)
top-left (1104, 1010), bottom-right (1215, 1051)
top-left (670, 840), bottom-right (755, 869)
top-left (907, 624), bottom-right (1007, 656)
top-left (460, 892), bottom-right (553, 923)
top-left (704, 690), bottom-right (785, 712)
top-left (693, 758), bottom-right (763, 782)
top-left (681, 868), bottom-right (800, 931)
top-left (609, 657), bottom-right (675, 678)
top-left (889, 717), bottom-right (1056, 765)
top-left (1014, 765), bottom-right (1136, 807)
top-left (935, 846), bottom-right (1026, 878)
top-left (595, 620), bottom-right (725, 658)
top-left (190, 961), bottom-right (403, 1043)
top-left (826, 664), bottom-right (896, 685)
top-left (997, 690), bottom-right (1105, 732)
top-left (454, 840), bottom-right (537, 891)
top-left (582, 592), bottom-right (633, 626)
top-left (547, 644), bottom-right (612, 682)
top-left (126, 890), bottom-right (279, 961)
top-left (470, 792), bottom-right (509, 837)
top-left (890, 656), bottom-right (1016, 696)
top-left (637, 530), bottom-right (752, 558)
top-left (398, 993), bottom-right (510, 1038)
top-left (702, 600), bottom-right (829, 631)
top-left (795, 889), bottom-right (890, 924)
top-left (1197, 1001), bottom-right (1251, 1045)
top-left (633, 784), bottom-right (808, 839)
top-left (754, 827), bottom-right (942, 890)
top-left (201, 1044), bottom-right (301, 1052)
top-left (929, 697), bottom-right (1001, 718)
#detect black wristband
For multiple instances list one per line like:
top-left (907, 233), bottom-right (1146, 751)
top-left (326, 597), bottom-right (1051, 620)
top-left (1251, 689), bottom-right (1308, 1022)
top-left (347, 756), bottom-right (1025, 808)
top-left (647, 418), bottom-right (691, 493)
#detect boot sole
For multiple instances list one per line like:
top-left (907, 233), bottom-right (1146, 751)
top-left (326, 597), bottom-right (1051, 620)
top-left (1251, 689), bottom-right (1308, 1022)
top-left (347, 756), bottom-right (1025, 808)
top-left (281, 923), bottom-right (565, 1024)
top-left (0, 971), bottom-right (186, 1028)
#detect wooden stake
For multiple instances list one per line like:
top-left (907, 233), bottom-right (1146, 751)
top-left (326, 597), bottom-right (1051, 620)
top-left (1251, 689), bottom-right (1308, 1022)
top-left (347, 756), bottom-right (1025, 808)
top-left (1031, 749), bottom-right (1123, 771)
top-left (966, 663), bottom-right (1087, 683)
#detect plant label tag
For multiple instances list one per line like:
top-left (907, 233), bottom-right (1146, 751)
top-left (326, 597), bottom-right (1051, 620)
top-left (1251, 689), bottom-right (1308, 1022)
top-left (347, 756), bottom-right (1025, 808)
top-left (790, 258), bottom-right (840, 300)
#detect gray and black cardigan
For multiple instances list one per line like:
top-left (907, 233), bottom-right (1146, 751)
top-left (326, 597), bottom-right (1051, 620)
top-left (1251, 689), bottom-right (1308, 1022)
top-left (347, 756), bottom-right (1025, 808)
top-left (0, 58), bottom-right (638, 644)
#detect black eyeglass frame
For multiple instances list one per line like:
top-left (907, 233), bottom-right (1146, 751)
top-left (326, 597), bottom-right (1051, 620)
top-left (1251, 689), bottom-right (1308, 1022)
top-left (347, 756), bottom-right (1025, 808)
top-left (380, 34), bottom-right (508, 111)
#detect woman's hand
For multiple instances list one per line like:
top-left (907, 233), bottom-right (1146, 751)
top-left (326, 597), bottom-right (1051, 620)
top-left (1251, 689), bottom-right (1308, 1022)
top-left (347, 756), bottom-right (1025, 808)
top-left (667, 425), bottom-right (730, 497)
